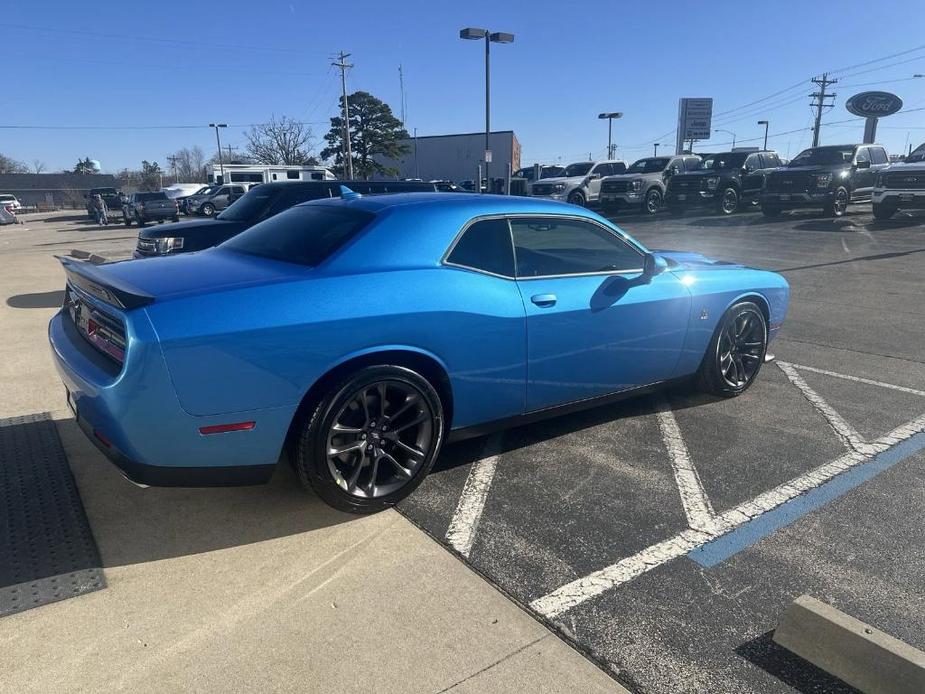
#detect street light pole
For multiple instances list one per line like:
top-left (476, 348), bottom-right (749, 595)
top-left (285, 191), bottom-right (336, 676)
top-left (653, 143), bottom-right (660, 157)
top-left (460, 28), bottom-right (514, 193)
top-left (714, 128), bottom-right (736, 148)
top-left (209, 123), bottom-right (227, 181)
top-left (758, 120), bottom-right (769, 150)
top-left (598, 112), bottom-right (622, 159)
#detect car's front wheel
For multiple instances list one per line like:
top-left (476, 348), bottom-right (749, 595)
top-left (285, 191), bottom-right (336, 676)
top-left (718, 186), bottom-right (740, 215)
top-left (294, 365), bottom-right (445, 513)
top-left (644, 188), bottom-right (662, 214)
top-left (872, 202), bottom-right (896, 220)
top-left (201, 203), bottom-right (215, 216)
top-left (696, 301), bottom-right (768, 397)
top-left (567, 191), bottom-right (586, 207)
top-left (825, 186), bottom-right (849, 217)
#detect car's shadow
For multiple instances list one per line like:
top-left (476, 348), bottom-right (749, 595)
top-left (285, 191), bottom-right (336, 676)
top-left (56, 418), bottom-right (354, 569)
top-left (7, 290), bottom-right (65, 309)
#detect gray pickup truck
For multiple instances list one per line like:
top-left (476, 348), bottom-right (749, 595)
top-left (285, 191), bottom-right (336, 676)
top-left (122, 191), bottom-right (179, 227)
top-left (599, 155), bottom-right (703, 214)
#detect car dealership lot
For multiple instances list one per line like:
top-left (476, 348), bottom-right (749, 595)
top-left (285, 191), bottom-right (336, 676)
top-left (3, 205), bottom-right (924, 692)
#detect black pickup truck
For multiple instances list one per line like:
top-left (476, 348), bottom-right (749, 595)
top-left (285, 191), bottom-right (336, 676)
top-left (133, 179), bottom-right (438, 258)
top-left (665, 150), bottom-right (782, 215)
top-left (761, 144), bottom-right (890, 217)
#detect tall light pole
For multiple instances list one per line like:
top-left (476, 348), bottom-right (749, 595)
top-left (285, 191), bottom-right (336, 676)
top-left (460, 27), bottom-right (514, 192)
top-left (714, 128), bottom-right (736, 148)
top-left (598, 112), bottom-right (623, 159)
top-left (209, 123), bottom-right (227, 181)
top-left (757, 120), bottom-right (769, 150)
top-left (653, 143), bottom-right (660, 157)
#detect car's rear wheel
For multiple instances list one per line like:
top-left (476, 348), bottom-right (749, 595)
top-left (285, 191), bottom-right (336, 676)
top-left (201, 203), bottom-right (215, 217)
top-left (295, 365), bottom-right (444, 513)
top-left (825, 186), bottom-right (849, 217)
top-left (696, 301), bottom-right (768, 397)
top-left (567, 191), bottom-right (586, 207)
top-left (718, 186), bottom-right (740, 215)
top-left (644, 188), bottom-right (662, 214)
top-left (872, 202), bottom-right (896, 220)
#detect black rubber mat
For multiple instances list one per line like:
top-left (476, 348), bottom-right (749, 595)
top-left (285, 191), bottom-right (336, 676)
top-left (1, 413), bottom-right (106, 617)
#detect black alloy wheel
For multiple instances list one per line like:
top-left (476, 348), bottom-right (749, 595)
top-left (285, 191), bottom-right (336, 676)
top-left (295, 365), bottom-right (444, 513)
top-left (644, 188), bottom-right (662, 214)
top-left (696, 302), bottom-right (768, 397)
top-left (719, 186), bottom-right (740, 215)
top-left (567, 191), bottom-right (586, 207)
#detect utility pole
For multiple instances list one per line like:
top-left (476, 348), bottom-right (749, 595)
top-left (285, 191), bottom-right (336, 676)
top-left (333, 51), bottom-right (354, 179)
top-left (225, 144), bottom-right (236, 162)
top-left (209, 123), bottom-right (227, 181)
top-left (810, 73), bottom-right (837, 147)
top-left (167, 155), bottom-right (179, 184)
top-left (398, 64), bottom-right (407, 126)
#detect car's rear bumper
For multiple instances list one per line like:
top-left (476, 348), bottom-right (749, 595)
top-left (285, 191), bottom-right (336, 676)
top-left (49, 310), bottom-right (288, 487)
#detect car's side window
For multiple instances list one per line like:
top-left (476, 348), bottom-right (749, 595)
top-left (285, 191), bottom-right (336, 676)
top-left (509, 217), bottom-right (643, 278)
top-left (870, 147), bottom-right (888, 165)
top-left (592, 164), bottom-right (610, 177)
top-left (744, 154), bottom-right (761, 172)
top-left (761, 152), bottom-right (781, 168)
top-left (855, 147), bottom-right (871, 164)
top-left (446, 218), bottom-right (516, 277)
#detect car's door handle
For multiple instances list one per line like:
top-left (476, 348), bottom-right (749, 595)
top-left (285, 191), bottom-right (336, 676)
top-left (531, 293), bottom-right (557, 307)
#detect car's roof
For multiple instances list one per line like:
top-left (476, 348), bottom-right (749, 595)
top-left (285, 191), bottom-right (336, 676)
top-left (300, 192), bottom-right (590, 216)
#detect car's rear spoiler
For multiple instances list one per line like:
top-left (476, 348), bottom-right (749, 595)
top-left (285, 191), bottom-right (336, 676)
top-left (57, 256), bottom-right (154, 310)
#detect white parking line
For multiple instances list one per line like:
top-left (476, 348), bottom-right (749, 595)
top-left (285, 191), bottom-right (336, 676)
top-left (785, 363), bottom-right (925, 398)
top-left (530, 362), bottom-right (925, 620)
top-left (532, 413), bottom-right (925, 620)
top-left (776, 361), bottom-right (870, 453)
top-left (655, 399), bottom-right (718, 534)
top-left (445, 433), bottom-right (504, 558)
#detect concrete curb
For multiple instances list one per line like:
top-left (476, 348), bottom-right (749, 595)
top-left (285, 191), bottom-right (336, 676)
top-left (773, 594), bottom-right (925, 694)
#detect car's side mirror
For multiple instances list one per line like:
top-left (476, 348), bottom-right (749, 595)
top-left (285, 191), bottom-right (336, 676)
top-left (856, 160), bottom-right (871, 169)
top-left (589, 172), bottom-right (601, 180)
top-left (642, 253), bottom-right (666, 280)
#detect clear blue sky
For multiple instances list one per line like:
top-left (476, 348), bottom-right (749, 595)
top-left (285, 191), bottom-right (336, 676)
top-left (5, 0), bottom-right (925, 173)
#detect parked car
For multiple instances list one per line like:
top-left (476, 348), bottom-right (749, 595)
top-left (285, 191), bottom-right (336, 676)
top-left (186, 184), bottom-right (248, 217)
top-left (85, 187), bottom-right (124, 219)
top-left (0, 193), bottom-right (22, 212)
top-left (133, 179), bottom-right (440, 258)
top-left (50, 191), bottom-right (788, 513)
top-left (666, 150), bottom-right (782, 215)
top-left (430, 181), bottom-right (466, 192)
top-left (121, 191), bottom-right (179, 227)
top-left (177, 186), bottom-right (212, 215)
top-left (599, 155), bottom-right (702, 214)
top-left (871, 142), bottom-right (925, 219)
top-left (761, 144), bottom-right (889, 217)
top-left (528, 160), bottom-right (627, 207)
top-left (510, 165), bottom-right (566, 196)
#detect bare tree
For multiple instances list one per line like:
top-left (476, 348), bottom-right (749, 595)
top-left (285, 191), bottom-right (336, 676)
top-left (167, 146), bottom-right (208, 182)
top-left (245, 115), bottom-right (314, 165)
top-left (31, 160), bottom-right (47, 174)
top-left (0, 153), bottom-right (28, 174)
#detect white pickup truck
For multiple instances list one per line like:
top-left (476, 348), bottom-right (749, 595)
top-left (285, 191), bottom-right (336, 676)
top-left (872, 142), bottom-right (925, 219)
top-left (528, 160), bottom-right (627, 207)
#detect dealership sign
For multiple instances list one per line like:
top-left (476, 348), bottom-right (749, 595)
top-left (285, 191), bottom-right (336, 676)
top-left (845, 91), bottom-right (903, 118)
top-left (676, 98), bottom-right (713, 153)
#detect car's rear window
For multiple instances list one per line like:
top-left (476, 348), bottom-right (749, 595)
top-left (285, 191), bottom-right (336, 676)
top-left (221, 205), bottom-right (375, 266)
top-left (136, 192), bottom-right (168, 201)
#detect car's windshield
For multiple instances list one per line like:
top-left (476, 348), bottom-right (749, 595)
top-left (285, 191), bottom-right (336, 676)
top-left (195, 185), bottom-right (221, 196)
top-left (542, 166), bottom-right (565, 178)
top-left (0, 195), bottom-right (14, 201)
top-left (563, 162), bottom-right (594, 177)
top-left (789, 146), bottom-right (855, 166)
top-left (222, 205), bottom-right (375, 266)
top-left (135, 192), bottom-right (168, 201)
top-left (705, 153), bottom-right (748, 170)
top-left (217, 188), bottom-right (282, 222)
top-left (905, 143), bottom-right (925, 163)
top-left (627, 158), bottom-right (670, 174)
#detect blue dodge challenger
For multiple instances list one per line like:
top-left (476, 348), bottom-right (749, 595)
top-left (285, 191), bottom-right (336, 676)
top-left (50, 191), bottom-right (788, 513)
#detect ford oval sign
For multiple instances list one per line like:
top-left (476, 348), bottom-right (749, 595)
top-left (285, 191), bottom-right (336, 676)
top-left (845, 91), bottom-right (903, 118)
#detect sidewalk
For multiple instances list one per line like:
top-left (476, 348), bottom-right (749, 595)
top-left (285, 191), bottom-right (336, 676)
top-left (0, 219), bottom-right (626, 693)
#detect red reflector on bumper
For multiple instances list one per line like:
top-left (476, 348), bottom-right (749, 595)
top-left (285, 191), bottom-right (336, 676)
top-left (198, 421), bottom-right (256, 435)
top-left (93, 429), bottom-right (112, 447)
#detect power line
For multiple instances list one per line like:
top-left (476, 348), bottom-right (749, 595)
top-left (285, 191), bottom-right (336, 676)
top-left (828, 42), bottom-right (925, 77)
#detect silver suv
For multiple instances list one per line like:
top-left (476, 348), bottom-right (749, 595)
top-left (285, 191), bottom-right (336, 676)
top-left (599, 155), bottom-right (702, 214)
top-left (187, 184), bottom-right (248, 217)
top-left (528, 160), bottom-right (627, 206)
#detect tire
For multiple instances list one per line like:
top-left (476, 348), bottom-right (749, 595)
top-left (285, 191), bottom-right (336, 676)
top-left (567, 191), bottom-right (586, 207)
top-left (201, 203), bottom-right (215, 217)
top-left (824, 186), bottom-right (849, 217)
top-left (718, 186), bottom-right (740, 215)
top-left (761, 204), bottom-right (781, 217)
top-left (695, 301), bottom-right (768, 398)
top-left (872, 202), bottom-right (896, 220)
top-left (294, 365), bottom-right (445, 514)
top-left (643, 188), bottom-right (662, 215)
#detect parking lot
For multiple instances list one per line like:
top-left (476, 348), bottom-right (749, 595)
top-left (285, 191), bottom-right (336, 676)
top-left (3, 204), bottom-right (924, 693)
